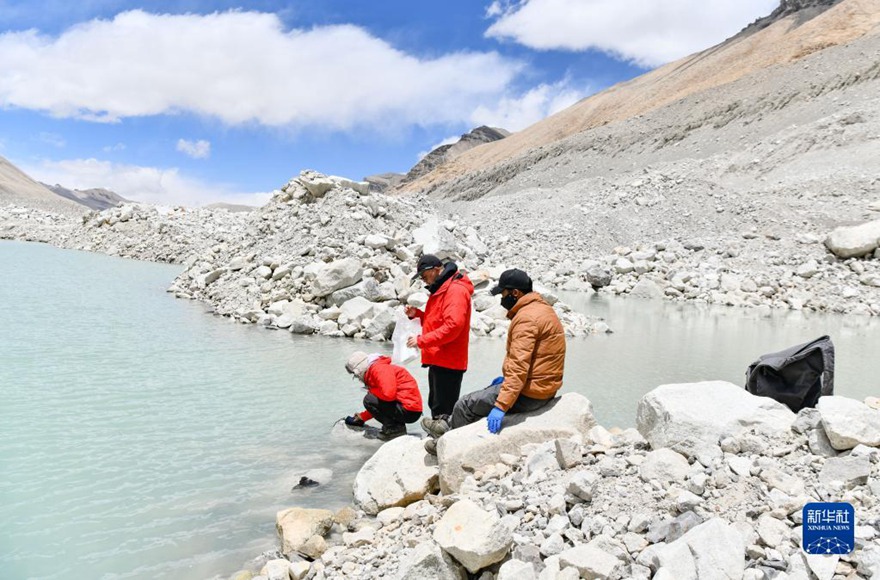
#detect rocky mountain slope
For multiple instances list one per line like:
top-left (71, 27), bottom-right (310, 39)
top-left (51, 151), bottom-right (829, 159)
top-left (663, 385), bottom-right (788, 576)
top-left (380, 0), bottom-right (880, 315)
top-left (43, 183), bottom-right (128, 211)
top-left (365, 126), bottom-right (510, 193)
top-left (401, 126), bottom-right (509, 186)
top-left (399, 0), bottom-right (880, 198)
top-left (0, 155), bottom-right (84, 215)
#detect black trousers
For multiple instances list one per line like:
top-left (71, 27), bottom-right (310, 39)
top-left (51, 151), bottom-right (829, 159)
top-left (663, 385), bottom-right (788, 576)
top-left (427, 365), bottom-right (465, 419)
top-left (449, 384), bottom-right (553, 429)
top-left (363, 393), bottom-right (421, 429)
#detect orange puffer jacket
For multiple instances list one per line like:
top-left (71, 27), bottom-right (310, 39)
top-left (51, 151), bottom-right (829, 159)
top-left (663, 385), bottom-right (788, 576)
top-left (495, 293), bottom-right (566, 411)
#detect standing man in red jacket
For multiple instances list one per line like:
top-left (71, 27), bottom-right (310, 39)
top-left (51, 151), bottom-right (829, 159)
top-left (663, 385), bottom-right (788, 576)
top-left (343, 351), bottom-right (423, 441)
top-left (405, 254), bottom-right (474, 431)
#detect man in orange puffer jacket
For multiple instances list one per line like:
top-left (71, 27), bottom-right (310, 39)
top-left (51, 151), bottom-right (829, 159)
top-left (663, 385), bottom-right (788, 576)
top-left (343, 351), bottom-right (423, 441)
top-left (405, 254), bottom-right (474, 424)
top-left (422, 269), bottom-right (566, 455)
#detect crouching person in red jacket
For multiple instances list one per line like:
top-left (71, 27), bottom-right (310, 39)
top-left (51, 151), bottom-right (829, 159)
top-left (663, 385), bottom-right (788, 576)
top-left (343, 351), bottom-right (423, 441)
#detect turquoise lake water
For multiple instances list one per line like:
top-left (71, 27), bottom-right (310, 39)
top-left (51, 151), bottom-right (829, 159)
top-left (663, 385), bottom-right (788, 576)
top-left (2, 240), bottom-right (878, 579)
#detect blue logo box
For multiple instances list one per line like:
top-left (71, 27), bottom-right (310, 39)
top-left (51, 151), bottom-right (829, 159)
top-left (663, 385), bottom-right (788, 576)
top-left (803, 502), bottom-right (855, 555)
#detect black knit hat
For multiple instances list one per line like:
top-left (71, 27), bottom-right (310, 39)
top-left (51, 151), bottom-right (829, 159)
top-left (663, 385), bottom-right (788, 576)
top-left (413, 254), bottom-right (442, 279)
top-left (490, 269), bottom-right (533, 295)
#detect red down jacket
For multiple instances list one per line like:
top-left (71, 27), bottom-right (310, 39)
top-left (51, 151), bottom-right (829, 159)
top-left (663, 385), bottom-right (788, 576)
top-left (357, 356), bottom-right (423, 421)
top-left (413, 269), bottom-right (474, 371)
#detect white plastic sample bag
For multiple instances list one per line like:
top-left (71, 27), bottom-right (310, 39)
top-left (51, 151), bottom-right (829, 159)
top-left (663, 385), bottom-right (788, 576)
top-left (391, 309), bottom-right (421, 365)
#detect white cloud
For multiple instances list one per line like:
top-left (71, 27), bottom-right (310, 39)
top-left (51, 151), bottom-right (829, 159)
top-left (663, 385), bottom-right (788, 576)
top-left (37, 132), bottom-right (65, 147)
top-left (176, 138), bottom-right (211, 159)
top-left (486, 0), bottom-right (778, 67)
top-left (102, 142), bottom-right (126, 153)
top-left (486, 1), bottom-right (505, 17)
top-left (0, 10), bottom-right (521, 131)
top-left (22, 157), bottom-right (270, 207)
top-left (470, 79), bottom-right (587, 132)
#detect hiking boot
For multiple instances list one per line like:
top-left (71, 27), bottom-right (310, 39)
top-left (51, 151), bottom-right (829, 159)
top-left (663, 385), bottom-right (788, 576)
top-left (424, 438), bottom-right (437, 456)
top-left (378, 424), bottom-right (407, 441)
top-left (420, 416), bottom-right (450, 438)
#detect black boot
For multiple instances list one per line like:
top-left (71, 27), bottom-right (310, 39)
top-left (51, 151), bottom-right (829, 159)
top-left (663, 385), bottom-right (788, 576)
top-left (378, 424), bottom-right (407, 441)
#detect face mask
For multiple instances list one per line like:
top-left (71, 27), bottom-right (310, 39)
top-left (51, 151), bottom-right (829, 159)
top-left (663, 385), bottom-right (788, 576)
top-left (501, 294), bottom-right (518, 311)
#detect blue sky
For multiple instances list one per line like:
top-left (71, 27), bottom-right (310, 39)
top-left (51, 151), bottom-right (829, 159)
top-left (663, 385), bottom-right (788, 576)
top-left (0, 0), bottom-right (777, 206)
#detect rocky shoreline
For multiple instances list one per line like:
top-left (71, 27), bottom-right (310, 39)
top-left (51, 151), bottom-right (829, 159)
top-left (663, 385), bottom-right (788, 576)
top-left (231, 384), bottom-right (880, 580)
top-left (3, 170), bottom-right (879, 327)
top-left (0, 171), bottom-right (608, 340)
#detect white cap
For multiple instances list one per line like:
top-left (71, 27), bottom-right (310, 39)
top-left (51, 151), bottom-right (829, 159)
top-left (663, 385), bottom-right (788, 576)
top-left (345, 351), bottom-right (371, 380)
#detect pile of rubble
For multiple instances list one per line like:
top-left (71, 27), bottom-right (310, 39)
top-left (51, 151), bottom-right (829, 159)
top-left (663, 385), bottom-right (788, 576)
top-left (239, 384), bottom-right (880, 580)
top-left (167, 171), bottom-right (608, 340)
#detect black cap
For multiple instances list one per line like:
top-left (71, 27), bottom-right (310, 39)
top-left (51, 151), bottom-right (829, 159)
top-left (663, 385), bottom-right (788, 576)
top-left (412, 254), bottom-right (443, 279)
top-left (490, 269), bottom-right (533, 295)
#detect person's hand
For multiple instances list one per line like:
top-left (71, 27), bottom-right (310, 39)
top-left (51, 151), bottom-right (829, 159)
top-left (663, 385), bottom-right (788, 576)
top-left (487, 407), bottom-right (505, 434)
top-left (404, 306), bottom-right (418, 319)
top-left (344, 415), bottom-right (365, 428)
top-left (406, 335), bottom-right (420, 349)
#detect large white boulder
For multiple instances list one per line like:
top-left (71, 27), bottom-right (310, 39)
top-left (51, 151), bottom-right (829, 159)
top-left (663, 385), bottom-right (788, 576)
top-left (639, 448), bottom-right (690, 484)
top-left (311, 257), bottom-right (363, 297)
top-left (433, 499), bottom-right (513, 573)
top-left (329, 174), bottom-right (370, 195)
top-left (396, 541), bottom-right (466, 580)
top-left (437, 393), bottom-right (596, 493)
top-left (817, 396), bottom-right (880, 450)
top-left (412, 218), bottom-right (460, 260)
top-left (363, 303), bottom-right (396, 338)
top-left (298, 170), bottom-right (335, 198)
top-left (825, 219), bottom-right (880, 258)
top-left (329, 278), bottom-right (397, 306)
top-left (353, 435), bottom-right (439, 515)
top-left (557, 544), bottom-right (621, 579)
top-left (630, 278), bottom-right (663, 300)
top-left (636, 381), bottom-right (795, 460)
top-left (338, 296), bottom-right (375, 326)
top-left (655, 518), bottom-right (744, 580)
top-left (275, 507), bottom-right (334, 557)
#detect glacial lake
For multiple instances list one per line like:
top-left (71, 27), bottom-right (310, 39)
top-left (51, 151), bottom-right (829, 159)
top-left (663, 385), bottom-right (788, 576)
top-left (2, 240), bottom-right (878, 580)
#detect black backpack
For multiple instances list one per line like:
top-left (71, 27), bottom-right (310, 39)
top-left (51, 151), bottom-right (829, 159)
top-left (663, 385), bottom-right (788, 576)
top-left (745, 335), bottom-right (835, 412)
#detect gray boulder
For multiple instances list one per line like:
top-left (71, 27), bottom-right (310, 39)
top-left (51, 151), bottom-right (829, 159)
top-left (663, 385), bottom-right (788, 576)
top-left (819, 456), bottom-right (872, 488)
top-left (396, 542), bottom-right (465, 580)
top-left (298, 170), bottom-right (335, 198)
top-left (655, 518), bottom-right (744, 580)
top-left (557, 543), bottom-right (620, 579)
top-left (363, 304), bottom-right (396, 338)
top-left (437, 393), bottom-right (597, 493)
top-left (585, 264), bottom-right (613, 288)
top-left (817, 396), bottom-right (880, 450)
top-left (275, 507), bottom-right (334, 558)
top-left (497, 559), bottom-right (537, 580)
top-left (825, 219), bottom-right (880, 258)
top-left (637, 381), bottom-right (794, 460)
top-left (338, 296), bottom-right (375, 326)
top-left (630, 278), bottom-right (664, 300)
top-left (412, 218), bottom-right (460, 260)
top-left (433, 499), bottom-right (513, 573)
top-left (639, 448), bottom-right (690, 484)
top-left (353, 435), bottom-right (439, 515)
top-left (311, 257), bottom-right (363, 297)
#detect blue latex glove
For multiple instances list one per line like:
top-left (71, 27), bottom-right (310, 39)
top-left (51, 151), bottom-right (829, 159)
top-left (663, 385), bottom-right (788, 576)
top-left (487, 407), bottom-right (505, 434)
top-left (490, 376), bottom-right (504, 387)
